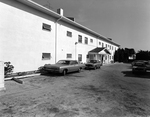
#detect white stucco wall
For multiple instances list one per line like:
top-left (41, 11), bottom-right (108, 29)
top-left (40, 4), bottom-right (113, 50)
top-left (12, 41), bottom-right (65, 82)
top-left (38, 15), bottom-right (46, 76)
top-left (0, 1), bottom-right (56, 72)
top-left (0, 0), bottom-right (119, 73)
top-left (56, 21), bottom-right (100, 63)
top-left (56, 21), bottom-right (119, 64)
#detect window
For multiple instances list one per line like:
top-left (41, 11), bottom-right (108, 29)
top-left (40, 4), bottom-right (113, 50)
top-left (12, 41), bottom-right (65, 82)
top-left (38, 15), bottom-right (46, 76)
top-left (90, 39), bottom-right (93, 43)
top-left (78, 54), bottom-right (82, 62)
top-left (110, 45), bottom-right (111, 50)
top-left (66, 54), bottom-right (72, 58)
top-left (67, 31), bottom-right (72, 37)
top-left (86, 54), bottom-right (89, 58)
top-left (99, 42), bottom-right (101, 45)
top-left (42, 53), bottom-right (51, 60)
top-left (106, 44), bottom-right (107, 48)
top-left (85, 37), bottom-right (88, 44)
top-left (78, 35), bottom-right (82, 43)
top-left (102, 43), bottom-right (104, 47)
top-left (42, 23), bottom-right (51, 31)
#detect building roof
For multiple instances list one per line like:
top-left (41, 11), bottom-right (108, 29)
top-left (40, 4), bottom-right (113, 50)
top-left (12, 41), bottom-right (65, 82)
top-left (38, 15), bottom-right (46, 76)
top-left (89, 47), bottom-right (105, 53)
top-left (16, 0), bottom-right (120, 47)
top-left (89, 47), bottom-right (111, 55)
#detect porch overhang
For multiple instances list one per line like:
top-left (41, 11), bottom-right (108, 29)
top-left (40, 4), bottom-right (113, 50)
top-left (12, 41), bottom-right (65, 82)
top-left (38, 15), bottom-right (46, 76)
top-left (88, 47), bottom-right (111, 55)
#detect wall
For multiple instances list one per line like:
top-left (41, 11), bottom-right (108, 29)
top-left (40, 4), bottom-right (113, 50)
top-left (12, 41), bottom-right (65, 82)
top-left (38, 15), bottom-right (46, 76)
top-left (56, 20), bottom-right (119, 63)
top-left (0, 0), bottom-right (119, 73)
top-left (56, 21), bottom-right (99, 63)
top-left (0, 0), bottom-right (56, 72)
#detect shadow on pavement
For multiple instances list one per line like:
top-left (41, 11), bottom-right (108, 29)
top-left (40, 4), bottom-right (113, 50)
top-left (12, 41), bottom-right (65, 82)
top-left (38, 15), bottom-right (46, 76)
top-left (40, 71), bottom-right (83, 78)
top-left (122, 71), bottom-right (150, 79)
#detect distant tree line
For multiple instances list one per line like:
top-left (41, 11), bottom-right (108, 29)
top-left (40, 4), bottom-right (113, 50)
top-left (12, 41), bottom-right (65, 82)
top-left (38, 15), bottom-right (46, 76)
top-left (114, 48), bottom-right (150, 62)
top-left (136, 50), bottom-right (150, 60)
top-left (114, 48), bottom-right (135, 62)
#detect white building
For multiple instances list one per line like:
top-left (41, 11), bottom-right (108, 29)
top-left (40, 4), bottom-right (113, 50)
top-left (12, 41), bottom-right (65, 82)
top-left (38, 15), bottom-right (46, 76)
top-left (0, 0), bottom-right (120, 73)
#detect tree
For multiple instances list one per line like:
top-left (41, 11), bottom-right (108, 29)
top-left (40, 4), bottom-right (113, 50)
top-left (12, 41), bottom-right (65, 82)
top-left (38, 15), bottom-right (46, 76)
top-left (136, 50), bottom-right (150, 60)
top-left (114, 48), bottom-right (136, 63)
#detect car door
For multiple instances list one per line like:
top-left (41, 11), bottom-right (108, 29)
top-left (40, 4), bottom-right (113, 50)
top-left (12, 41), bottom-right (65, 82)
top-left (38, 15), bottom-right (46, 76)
top-left (74, 61), bottom-right (80, 71)
top-left (70, 61), bottom-right (79, 72)
top-left (97, 60), bottom-right (101, 67)
top-left (68, 61), bottom-right (75, 72)
top-left (95, 60), bottom-right (99, 67)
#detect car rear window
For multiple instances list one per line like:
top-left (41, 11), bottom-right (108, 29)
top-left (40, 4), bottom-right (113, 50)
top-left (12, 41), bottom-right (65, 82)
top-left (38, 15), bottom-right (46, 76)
top-left (57, 60), bottom-right (70, 65)
top-left (90, 60), bottom-right (97, 63)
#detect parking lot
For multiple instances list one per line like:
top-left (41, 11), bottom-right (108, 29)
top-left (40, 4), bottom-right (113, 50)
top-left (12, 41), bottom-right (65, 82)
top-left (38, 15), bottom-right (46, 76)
top-left (0, 63), bottom-right (150, 117)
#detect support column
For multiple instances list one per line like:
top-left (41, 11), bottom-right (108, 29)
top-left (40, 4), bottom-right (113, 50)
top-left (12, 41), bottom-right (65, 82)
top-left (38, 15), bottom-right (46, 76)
top-left (0, 61), bottom-right (5, 91)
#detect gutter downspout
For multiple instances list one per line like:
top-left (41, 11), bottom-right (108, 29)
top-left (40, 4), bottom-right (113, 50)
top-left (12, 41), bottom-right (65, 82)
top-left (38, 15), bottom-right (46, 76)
top-left (55, 16), bottom-right (62, 63)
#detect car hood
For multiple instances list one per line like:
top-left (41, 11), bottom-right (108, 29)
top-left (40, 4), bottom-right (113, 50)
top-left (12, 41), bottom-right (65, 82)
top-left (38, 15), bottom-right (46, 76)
top-left (44, 64), bottom-right (66, 68)
top-left (134, 62), bottom-right (146, 66)
top-left (85, 63), bottom-right (94, 65)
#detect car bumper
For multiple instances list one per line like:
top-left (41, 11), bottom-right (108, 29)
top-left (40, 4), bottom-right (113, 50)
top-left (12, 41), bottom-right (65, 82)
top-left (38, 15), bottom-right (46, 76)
top-left (85, 66), bottom-right (95, 69)
top-left (132, 67), bottom-right (146, 72)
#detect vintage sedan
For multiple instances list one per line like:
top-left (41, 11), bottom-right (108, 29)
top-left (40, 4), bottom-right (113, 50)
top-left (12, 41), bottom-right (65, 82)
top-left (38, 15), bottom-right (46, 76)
top-left (132, 60), bottom-right (147, 73)
top-left (144, 60), bottom-right (150, 71)
top-left (85, 60), bottom-right (102, 70)
top-left (42, 60), bottom-right (82, 75)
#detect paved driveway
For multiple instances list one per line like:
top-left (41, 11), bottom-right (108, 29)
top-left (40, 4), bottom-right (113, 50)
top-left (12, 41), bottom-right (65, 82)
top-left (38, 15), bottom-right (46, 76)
top-left (0, 63), bottom-right (150, 117)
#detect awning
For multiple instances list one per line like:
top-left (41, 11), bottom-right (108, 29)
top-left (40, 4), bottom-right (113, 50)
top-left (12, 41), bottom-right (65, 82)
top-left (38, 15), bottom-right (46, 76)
top-left (88, 47), bottom-right (111, 55)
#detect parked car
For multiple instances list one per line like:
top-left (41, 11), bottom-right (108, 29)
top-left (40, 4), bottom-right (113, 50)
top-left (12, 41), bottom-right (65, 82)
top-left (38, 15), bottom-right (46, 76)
top-left (131, 60), bottom-right (146, 66)
top-left (143, 60), bottom-right (150, 71)
top-left (132, 60), bottom-right (150, 71)
top-left (42, 60), bottom-right (82, 75)
top-left (85, 60), bottom-right (102, 70)
top-left (132, 60), bottom-right (147, 73)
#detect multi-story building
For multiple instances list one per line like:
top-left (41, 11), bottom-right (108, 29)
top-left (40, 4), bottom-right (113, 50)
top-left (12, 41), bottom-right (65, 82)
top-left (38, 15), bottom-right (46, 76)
top-left (0, 0), bottom-right (120, 73)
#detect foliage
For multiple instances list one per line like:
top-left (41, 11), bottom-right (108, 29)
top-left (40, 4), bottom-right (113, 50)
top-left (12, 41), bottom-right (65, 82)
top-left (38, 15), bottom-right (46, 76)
top-left (114, 48), bottom-right (136, 62)
top-left (4, 62), bottom-right (14, 75)
top-left (136, 50), bottom-right (150, 60)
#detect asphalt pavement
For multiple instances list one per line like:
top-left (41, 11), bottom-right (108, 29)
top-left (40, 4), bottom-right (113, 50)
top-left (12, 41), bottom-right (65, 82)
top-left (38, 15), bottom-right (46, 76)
top-left (0, 63), bottom-right (150, 117)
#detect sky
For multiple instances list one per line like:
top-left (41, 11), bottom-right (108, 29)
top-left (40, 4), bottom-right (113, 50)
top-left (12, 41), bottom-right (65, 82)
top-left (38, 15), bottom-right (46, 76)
top-left (33, 0), bottom-right (150, 52)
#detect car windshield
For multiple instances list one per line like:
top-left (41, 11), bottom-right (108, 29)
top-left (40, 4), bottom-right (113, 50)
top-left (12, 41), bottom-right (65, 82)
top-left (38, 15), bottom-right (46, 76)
top-left (88, 60), bottom-right (97, 63)
top-left (57, 60), bottom-right (70, 65)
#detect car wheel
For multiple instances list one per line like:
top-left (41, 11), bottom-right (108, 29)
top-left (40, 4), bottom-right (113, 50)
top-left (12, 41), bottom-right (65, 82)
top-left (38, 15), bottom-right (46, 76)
top-left (132, 69), bottom-right (135, 74)
top-left (78, 68), bottom-right (81, 72)
top-left (94, 66), bottom-right (97, 70)
top-left (62, 70), bottom-right (67, 76)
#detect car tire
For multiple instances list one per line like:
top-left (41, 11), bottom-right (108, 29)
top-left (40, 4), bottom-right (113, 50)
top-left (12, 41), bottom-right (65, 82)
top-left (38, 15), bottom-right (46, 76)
top-left (78, 68), bottom-right (81, 72)
top-left (62, 70), bottom-right (67, 76)
top-left (94, 66), bottom-right (97, 70)
top-left (132, 69), bottom-right (135, 74)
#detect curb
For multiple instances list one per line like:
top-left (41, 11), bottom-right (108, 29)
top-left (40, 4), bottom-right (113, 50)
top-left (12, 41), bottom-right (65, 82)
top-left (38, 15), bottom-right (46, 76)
top-left (5, 73), bottom-right (41, 81)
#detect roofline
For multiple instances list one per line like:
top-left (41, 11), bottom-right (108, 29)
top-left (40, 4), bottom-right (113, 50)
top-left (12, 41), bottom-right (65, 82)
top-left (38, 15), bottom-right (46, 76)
top-left (16, 0), bottom-right (120, 47)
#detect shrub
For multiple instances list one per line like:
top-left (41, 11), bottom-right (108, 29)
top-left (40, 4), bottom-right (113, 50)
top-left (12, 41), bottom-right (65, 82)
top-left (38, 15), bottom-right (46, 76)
top-left (4, 62), bottom-right (14, 75)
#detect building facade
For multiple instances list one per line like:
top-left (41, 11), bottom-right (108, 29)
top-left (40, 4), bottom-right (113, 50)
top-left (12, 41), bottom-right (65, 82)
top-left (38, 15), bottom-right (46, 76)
top-left (0, 0), bottom-right (120, 73)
